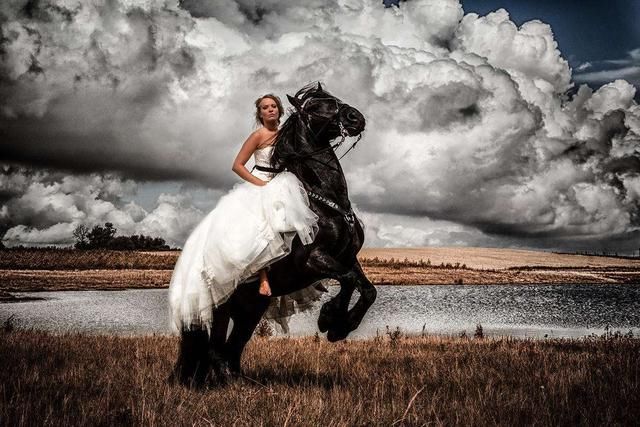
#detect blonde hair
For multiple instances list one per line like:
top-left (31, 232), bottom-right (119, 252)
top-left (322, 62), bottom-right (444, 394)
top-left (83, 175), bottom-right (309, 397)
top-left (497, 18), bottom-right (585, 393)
top-left (254, 94), bottom-right (284, 126)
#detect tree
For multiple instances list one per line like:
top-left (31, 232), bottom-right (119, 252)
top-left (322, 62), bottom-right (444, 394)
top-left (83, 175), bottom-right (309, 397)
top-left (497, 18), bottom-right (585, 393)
top-left (73, 222), bottom-right (170, 250)
top-left (0, 226), bottom-right (8, 250)
top-left (72, 224), bottom-right (90, 249)
top-left (86, 222), bottom-right (117, 249)
top-left (106, 234), bottom-right (169, 250)
top-left (107, 236), bottom-right (136, 250)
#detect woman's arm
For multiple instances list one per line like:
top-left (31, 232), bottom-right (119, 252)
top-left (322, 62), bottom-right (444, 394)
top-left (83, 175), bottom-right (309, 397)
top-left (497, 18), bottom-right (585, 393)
top-left (232, 131), bottom-right (268, 186)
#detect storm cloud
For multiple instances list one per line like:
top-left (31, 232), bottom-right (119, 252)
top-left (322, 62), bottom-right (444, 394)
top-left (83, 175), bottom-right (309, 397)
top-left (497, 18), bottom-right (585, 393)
top-left (0, 164), bottom-right (209, 247)
top-left (1, 0), bottom-right (639, 251)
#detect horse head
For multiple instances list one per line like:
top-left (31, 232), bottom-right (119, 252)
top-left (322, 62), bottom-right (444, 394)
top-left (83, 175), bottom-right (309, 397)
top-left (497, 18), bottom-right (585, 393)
top-left (273, 82), bottom-right (365, 171)
top-left (287, 82), bottom-right (366, 144)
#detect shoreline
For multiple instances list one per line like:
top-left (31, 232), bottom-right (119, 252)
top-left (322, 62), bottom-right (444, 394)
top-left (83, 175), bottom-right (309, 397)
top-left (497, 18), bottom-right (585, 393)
top-left (0, 325), bottom-right (635, 341)
top-left (1, 247), bottom-right (638, 292)
top-left (0, 290), bottom-right (46, 302)
top-left (0, 267), bottom-right (640, 296)
top-left (1, 266), bottom-right (638, 293)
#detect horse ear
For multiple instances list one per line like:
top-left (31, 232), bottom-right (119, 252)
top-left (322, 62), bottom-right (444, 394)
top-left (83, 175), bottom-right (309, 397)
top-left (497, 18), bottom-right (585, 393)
top-left (287, 94), bottom-right (302, 110)
top-left (316, 82), bottom-right (323, 92)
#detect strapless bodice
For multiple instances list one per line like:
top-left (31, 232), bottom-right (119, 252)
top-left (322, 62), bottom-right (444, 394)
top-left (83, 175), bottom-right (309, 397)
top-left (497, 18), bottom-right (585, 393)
top-left (254, 144), bottom-right (274, 167)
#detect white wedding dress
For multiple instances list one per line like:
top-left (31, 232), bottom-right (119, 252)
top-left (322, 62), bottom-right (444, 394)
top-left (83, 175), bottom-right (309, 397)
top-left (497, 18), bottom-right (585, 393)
top-left (169, 144), bottom-right (322, 332)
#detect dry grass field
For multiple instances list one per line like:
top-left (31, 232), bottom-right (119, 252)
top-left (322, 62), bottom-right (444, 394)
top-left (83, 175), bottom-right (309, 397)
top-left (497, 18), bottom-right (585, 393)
top-left (360, 247), bottom-right (640, 285)
top-left (1, 247), bottom-right (639, 292)
top-left (1, 328), bottom-right (638, 426)
top-left (358, 247), bottom-right (640, 269)
top-left (0, 269), bottom-right (169, 292)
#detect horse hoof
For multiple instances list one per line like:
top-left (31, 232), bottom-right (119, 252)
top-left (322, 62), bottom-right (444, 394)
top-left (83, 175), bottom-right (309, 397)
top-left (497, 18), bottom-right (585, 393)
top-left (318, 305), bottom-right (341, 332)
top-left (327, 327), bottom-right (348, 342)
top-left (167, 363), bottom-right (208, 389)
top-left (213, 363), bottom-right (231, 386)
top-left (318, 315), bottom-right (331, 333)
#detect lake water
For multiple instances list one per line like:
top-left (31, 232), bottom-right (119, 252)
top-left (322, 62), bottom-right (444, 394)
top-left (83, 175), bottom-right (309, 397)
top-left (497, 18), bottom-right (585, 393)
top-left (1, 284), bottom-right (639, 339)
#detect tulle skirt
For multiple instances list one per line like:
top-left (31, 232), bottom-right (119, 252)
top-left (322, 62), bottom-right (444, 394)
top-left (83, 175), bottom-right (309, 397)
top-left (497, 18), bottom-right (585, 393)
top-left (169, 171), bottom-right (321, 332)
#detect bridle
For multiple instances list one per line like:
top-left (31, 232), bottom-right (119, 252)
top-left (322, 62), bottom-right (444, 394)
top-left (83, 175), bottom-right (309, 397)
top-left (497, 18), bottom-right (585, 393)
top-left (253, 93), bottom-right (363, 233)
top-left (294, 95), bottom-right (363, 232)
top-left (291, 95), bottom-right (363, 172)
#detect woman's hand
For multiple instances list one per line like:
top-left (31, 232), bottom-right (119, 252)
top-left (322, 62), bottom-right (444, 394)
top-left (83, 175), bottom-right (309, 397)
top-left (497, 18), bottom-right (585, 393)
top-left (255, 179), bottom-right (268, 187)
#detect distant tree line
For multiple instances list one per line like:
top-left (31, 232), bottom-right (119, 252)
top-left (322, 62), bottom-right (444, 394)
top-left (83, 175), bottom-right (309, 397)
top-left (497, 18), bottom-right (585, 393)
top-left (553, 249), bottom-right (640, 259)
top-left (73, 222), bottom-right (171, 250)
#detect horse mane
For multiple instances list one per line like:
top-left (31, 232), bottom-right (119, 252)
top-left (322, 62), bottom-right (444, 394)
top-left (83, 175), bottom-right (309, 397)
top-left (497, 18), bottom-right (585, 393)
top-left (270, 112), bottom-right (303, 171)
top-left (270, 82), bottom-right (321, 171)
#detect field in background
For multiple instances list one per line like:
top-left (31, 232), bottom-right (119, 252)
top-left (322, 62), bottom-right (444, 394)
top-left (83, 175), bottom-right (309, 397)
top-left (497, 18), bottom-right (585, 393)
top-left (359, 247), bottom-right (640, 269)
top-left (1, 329), bottom-right (638, 425)
top-left (1, 247), bottom-right (639, 293)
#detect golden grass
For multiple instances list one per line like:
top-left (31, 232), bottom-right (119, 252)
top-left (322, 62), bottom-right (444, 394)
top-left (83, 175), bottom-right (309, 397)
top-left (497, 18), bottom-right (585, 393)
top-left (362, 265), bottom-right (640, 285)
top-left (0, 269), bottom-right (170, 292)
top-left (0, 249), bottom-right (177, 270)
top-left (1, 329), bottom-right (638, 425)
top-left (5, 247), bottom-right (640, 270)
top-left (359, 247), bottom-right (640, 269)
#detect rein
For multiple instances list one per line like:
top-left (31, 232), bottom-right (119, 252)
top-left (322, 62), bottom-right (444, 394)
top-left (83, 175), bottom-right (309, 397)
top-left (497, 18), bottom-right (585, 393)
top-left (306, 190), bottom-right (356, 231)
top-left (295, 100), bottom-right (361, 230)
top-left (261, 93), bottom-right (363, 231)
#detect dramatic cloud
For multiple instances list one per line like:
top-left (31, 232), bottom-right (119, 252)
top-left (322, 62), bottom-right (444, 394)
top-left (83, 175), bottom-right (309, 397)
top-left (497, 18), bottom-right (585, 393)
top-left (1, 0), bottom-right (639, 251)
top-left (0, 165), bottom-right (207, 247)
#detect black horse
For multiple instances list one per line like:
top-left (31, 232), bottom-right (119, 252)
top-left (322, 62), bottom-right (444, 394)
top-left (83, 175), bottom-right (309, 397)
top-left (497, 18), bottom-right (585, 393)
top-left (172, 83), bottom-right (376, 386)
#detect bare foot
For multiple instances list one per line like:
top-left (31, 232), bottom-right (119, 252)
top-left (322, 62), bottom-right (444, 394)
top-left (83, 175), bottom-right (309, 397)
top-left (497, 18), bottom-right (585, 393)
top-left (259, 280), bottom-right (272, 296)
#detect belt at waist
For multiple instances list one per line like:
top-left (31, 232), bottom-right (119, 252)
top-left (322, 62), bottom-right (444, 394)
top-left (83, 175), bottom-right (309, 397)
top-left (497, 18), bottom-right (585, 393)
top-left (255, 165), bottom-right (284, 173)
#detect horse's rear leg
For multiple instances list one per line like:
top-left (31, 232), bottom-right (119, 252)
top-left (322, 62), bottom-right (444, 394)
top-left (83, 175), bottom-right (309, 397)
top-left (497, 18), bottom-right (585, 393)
top-left (209, 304), bottom-right (232, 383)
top-left (170, 325), bottom-right (211, 388)
top-left (170, 304), bottom-right (232, 388)
top-left (225, 283), bottom-right (270, 374)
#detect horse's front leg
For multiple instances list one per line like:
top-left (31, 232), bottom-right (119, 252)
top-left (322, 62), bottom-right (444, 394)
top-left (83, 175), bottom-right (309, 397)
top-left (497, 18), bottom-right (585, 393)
top-left (318, 278), bottom-right (355, 334)
top-left (328, 261), bottom-right (376, 342)
top-left (303, 249), bottom-right (354, 333)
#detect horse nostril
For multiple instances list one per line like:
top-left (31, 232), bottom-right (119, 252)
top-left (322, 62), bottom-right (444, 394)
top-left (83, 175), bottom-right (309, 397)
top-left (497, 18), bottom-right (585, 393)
top-left (345, 109), bottom-right (364, 129)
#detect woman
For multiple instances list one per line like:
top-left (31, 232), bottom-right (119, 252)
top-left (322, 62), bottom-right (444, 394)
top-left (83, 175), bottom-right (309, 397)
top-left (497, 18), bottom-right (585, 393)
top-left (169, 94), bottom-right (320, 332)
top-left (231, 94), bottom-right (285, 296)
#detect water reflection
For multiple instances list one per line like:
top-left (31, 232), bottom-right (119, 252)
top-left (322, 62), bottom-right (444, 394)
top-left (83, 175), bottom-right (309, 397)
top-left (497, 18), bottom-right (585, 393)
top-left (1, 284), bottom-right (639, 339)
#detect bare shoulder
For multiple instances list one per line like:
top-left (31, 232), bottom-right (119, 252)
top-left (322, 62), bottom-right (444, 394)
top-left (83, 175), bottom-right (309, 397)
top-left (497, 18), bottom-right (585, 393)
top-left (252, 127), bottom-right (270, 138)
top-left (254, 127), bottom-right (277, 148)
top-left (243, 129), bottom-right (264, 146)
